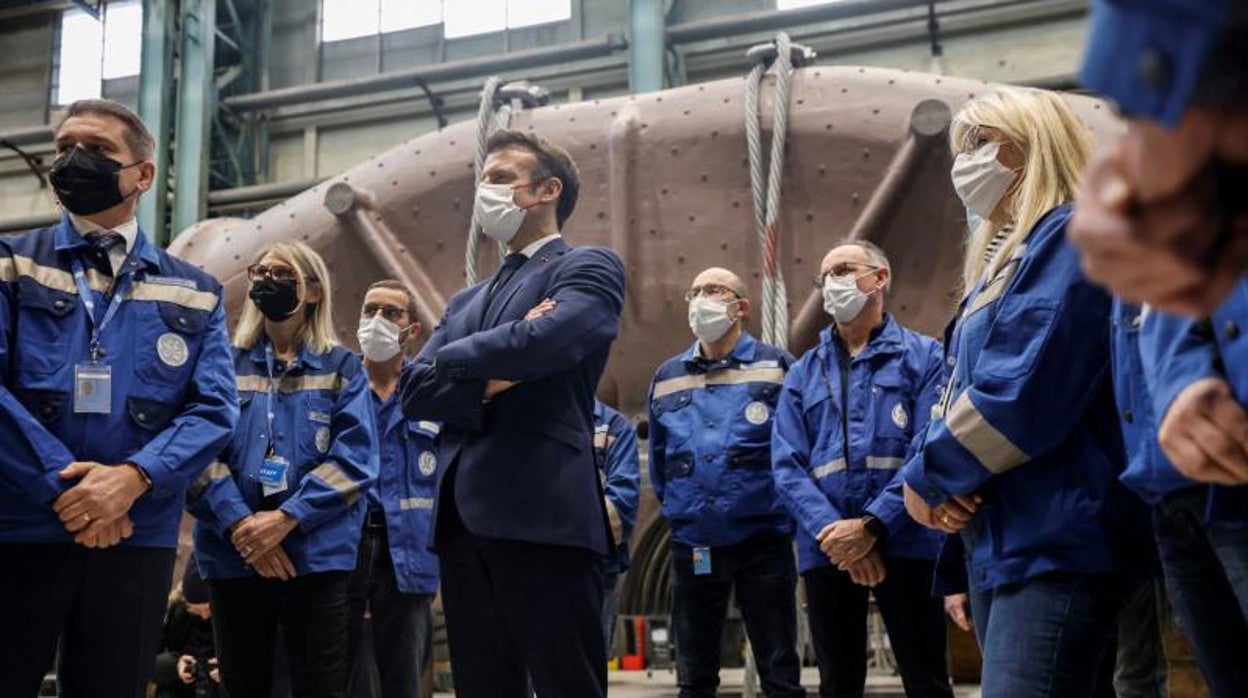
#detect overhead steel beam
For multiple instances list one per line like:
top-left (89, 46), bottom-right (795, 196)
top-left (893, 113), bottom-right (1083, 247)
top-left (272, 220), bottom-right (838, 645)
top-left (171, 0), bottom-right (217, 241)
top-left (137, 0), bottom-right (176, 239)
top-left (665, 0), bottom-right (945, 44)
top-left (0, 125), bottom-right (55, 148)
top-left (629, 0), bottom-right (666, 93)
top-left (221, 33), bottom-right (628, 113)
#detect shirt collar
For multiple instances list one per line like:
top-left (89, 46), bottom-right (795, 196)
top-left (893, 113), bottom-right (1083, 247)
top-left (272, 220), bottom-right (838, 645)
top-left (54, 214), bottom-right (160, 269)
top-left (67, 212), bottom-right (138, 255)
top-left (517, 233), bottom-right (562, 259)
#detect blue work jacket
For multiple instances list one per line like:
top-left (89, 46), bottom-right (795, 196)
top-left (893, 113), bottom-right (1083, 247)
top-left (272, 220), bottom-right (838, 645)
top-left (1112, 301), bottom-right (1211, 505)
top-left (594, 399), bottom-right (641, 575)
top-left (648, 332), bottom-right (795, 548)
top-left (902, 205), bottom-right (1142, 591)
top-left (772, 317), bottom-right (946, 572)
top-left (0, 217), bottom-right (237, 548)
top-left (189, 340), bottom-right (378, 579)
top-left (368, 374), bottom-right (440, 594)
top-left (1081, 0), bottom-right (1230, 126)
top-left (1158, 279), bottom-right (1248, 522)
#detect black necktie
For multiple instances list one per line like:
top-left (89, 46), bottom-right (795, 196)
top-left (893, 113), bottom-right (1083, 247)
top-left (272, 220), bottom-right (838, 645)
top-left (85, 231), bottom-right (124, 274)
top-left (488, 252), bottom-right (527, 303)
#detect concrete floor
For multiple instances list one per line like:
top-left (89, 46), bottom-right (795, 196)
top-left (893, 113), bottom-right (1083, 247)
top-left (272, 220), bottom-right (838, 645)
top-left (434, 668), bottom-right (982, 696)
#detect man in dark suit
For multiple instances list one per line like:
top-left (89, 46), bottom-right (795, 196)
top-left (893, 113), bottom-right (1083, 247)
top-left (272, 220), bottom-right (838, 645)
top-left (400, 129), bottom-right (625, 697)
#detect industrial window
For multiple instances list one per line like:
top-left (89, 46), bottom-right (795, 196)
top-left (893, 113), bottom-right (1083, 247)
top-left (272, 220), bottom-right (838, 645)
top-left (777, 0), bottom-right (841, 9)
top-left (320, 0), bottom-right (571, 43)
top-left (55, 1), bottom-right (142, 105)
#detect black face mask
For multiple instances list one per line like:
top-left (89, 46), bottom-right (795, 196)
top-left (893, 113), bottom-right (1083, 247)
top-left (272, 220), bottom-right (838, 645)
top-left (249, 279), bottom-right (301, 322)
top-left (48, 147), bottom-right (141, 216)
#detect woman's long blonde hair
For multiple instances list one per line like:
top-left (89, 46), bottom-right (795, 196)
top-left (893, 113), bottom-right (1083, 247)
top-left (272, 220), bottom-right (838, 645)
top-left (950, 88), bottom-right (1093, 290)
top-left (233, 241), bottom-right (339, 355)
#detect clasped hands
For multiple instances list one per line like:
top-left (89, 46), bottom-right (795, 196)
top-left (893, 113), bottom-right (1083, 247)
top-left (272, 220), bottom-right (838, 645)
top-left (815, 518), bottom-right (885, 587)
top-left (229, 510), bottom-right (300, 580)
top-left (51, 461), bottom-right (148, 548)
top-left (903, 484), bottom-right (982, 535)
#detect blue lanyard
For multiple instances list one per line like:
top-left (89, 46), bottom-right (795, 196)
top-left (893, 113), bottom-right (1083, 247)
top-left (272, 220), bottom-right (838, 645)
top-left (69, 252), bottom-right (136, 362)
top-left (263, 342), bottom-right (292, 457)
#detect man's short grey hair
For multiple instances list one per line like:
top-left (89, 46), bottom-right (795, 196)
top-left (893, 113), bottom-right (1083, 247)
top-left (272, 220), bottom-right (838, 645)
top-left (831, 239), bottom-right (892, 293)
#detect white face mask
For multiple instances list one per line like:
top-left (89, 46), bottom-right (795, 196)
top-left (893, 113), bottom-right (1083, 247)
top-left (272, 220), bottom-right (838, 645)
top-left (822, 272), bottom-right (877, 324)
top-left (687, 296), bottom-right (738, 344)
top-left (357, 314), bottom-right (405, 362)
top-left (951, 141), bottom-right (1019, 219)
top-left (474, 182), bottom-right (527, 244)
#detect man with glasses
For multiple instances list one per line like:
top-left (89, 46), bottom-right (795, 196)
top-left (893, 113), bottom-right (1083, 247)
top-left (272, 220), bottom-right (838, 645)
top-left (771, 242), bottom-right (954, 698)
top-left (347, 280), bottom-right (439, 698)
top-left (647, 267), bottom-right (804, 698)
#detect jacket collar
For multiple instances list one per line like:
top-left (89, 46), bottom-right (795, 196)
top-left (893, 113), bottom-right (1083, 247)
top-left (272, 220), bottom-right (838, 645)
top-left (682, 330), bottom-right (758, 368)
top-left (248, 336), bottom-right (326, 371)
top-left (818, 314), bottom-right (903, 362)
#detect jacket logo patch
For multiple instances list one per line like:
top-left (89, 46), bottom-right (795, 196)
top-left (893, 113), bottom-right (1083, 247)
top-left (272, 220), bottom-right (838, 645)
top-left (315, 426), bottom-right (331, 454)
top-left (308, 410), bottom-right (331, 425)
top-left (157, 332), bottom-right (189, 368)
top-left (419, 451), bottom-right (437, 476)
top-left (744, 401), bottom-right (770, 425)
top-left (891, 403), bottom-right (909, 429)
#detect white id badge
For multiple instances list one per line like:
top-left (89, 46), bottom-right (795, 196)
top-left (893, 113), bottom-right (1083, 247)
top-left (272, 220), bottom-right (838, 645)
top-left (74, 363), bottom-right (112, 414)
top-left (259, 455), bottom-right (290, 497)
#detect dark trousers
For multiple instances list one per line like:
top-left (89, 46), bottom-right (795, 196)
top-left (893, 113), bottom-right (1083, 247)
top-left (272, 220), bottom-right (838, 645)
top-left (1154, 488), bottom-right (1248, 697)
top-left (802, 557), bottom-right (953, 698)
top-left (438, 507), bottom-right (606, 697)
top-left (970, 571), bottom-right (1120, 698)
top-left (1113, 575), bottom-right (1168, 698)
top-left (209, 571), bottom-right (350, 698)
top-left (0, 542), bottom-right (174, 698)
top-left (346, 521), bottom-right (434, 698)
top-left (670, 534), bottom-right (805, 698)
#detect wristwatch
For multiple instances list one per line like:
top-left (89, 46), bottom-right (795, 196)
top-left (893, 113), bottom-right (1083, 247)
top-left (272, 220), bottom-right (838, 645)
top-left (861, 514), bottom-right (888, 542)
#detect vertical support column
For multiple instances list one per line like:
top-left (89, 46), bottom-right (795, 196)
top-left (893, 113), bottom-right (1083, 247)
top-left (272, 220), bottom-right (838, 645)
top-left (137, 0), bottom-right (176, 242)
top-left (628, 0), bottom-right (665, 94)
top-left (171, 0), bottom-right (217, 240)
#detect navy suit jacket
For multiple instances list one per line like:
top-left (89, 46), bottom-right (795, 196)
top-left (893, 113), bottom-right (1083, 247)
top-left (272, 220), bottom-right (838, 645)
top-left (400, 236), bottom-right (626, 554)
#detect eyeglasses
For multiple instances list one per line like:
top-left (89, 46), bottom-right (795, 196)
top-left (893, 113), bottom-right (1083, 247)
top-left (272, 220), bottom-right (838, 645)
top-left (247, 263), bottom-right (306, 284)
top-left (362, 303), bottom-right (408, 323)
top-left (813, 264), bottom-right (879, 288)
top-left (684, 283), bottom-right (742, 302)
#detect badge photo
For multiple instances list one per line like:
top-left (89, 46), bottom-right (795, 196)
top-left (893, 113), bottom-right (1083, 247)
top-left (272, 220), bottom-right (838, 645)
top-left (157, 332), bottom-right (189, 368)
top-left (315, 426), bottom-right (331, 454)
top-left (419, 451), bottom-right (437, 476)
top-left (744, 400), bottom-right (770, 425)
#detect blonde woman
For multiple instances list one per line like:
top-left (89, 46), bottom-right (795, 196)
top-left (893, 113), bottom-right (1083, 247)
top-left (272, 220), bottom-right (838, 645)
top-left (899, 89), bottom-right (1143, 696)
top-left (188, 242), bottom-right (377, 698)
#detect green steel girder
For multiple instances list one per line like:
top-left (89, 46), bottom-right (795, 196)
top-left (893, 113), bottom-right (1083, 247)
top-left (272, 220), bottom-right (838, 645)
top-left (171, 0), bottom-right (217, 238)
top-left (137, 0), bottom-right (176, 242)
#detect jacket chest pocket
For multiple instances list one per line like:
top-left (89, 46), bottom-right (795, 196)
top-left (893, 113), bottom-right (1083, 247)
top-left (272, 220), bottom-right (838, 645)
top-left (134, 300), bottom-right (210, 390)
top-left (869, 372), bottom-right (914, 442)
top-left (14, 279), bottom-right (78, 377)
top-left (729, 382), bottom-right (779, 447)
top-left (652, 391), bottom-right (694, 453)
top-left (301, 394), bottom-right (335, 461)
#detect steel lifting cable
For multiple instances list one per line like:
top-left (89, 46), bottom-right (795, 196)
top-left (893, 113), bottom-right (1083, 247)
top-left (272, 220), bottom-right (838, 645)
top-left (745, 32), bottom-right (796, 348)
top-left (465, 76), bottom-right (511, 286)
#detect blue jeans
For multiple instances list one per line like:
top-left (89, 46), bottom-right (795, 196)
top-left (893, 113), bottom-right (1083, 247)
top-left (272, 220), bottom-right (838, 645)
top-left (1113, 576), bottom-right (1168, 698)
top-left (1153, 487), bottom-right (1248, 698)
top-left (670, 534), bottom-right (805, 698)
top-left (969, 572), bottom-right (1120, 698)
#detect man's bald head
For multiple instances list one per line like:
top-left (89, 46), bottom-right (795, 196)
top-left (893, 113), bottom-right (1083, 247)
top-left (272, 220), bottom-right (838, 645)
top-left (691, 267), bottom-right (749, 299)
